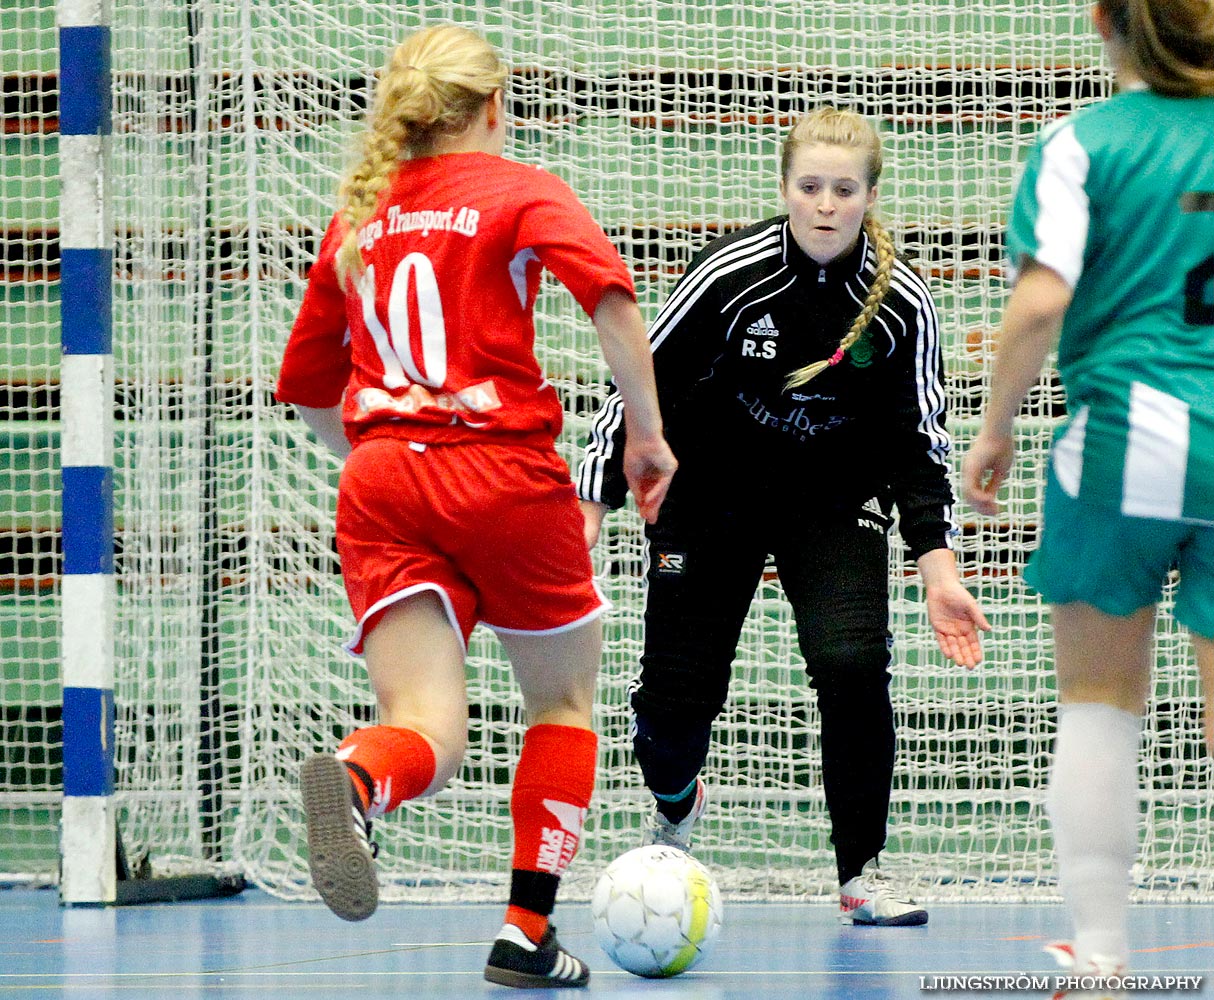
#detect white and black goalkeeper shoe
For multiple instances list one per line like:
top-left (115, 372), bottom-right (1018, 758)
top-left (641, 778), bottom-right (708, 853)
top-left (839, 860), bottom-right (928, 926)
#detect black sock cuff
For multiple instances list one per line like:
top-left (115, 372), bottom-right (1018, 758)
top-left (343, 760), bottom-right (376, 812)
top-left (510, 869), bottom-right (560, 916)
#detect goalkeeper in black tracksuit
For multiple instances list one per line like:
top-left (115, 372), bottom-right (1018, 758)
top-left (577, 107), bottom-right (988, 926)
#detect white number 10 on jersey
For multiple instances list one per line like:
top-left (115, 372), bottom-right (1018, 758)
top-left (358, 253), bottom-right (448, 389)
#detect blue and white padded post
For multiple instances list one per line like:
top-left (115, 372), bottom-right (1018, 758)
top-left (57, 0), bottom-right (116, 905)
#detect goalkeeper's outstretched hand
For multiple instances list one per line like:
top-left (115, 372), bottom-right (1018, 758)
top-left (925, 580), bottom-right (991, 669)
top-left (917, 548), bottom-right (990, 669)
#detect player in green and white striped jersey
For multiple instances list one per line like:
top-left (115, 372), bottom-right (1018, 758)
top-left (1006, 85), bottom-right (1214, 527)
top-left (962, 0), bottom-right (1214, 988)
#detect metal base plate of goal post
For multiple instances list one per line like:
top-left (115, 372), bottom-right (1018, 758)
top-left (112, 825), bottom-right (247, 906)
top-left (113, 873), bottom-right (247, 906)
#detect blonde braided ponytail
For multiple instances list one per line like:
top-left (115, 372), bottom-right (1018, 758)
top-left (784, 216), bottom-right (895, 390)
top-left (335, 111), bottom-right (408, 284)
top-left (334, 26), bottom-right (507, 286)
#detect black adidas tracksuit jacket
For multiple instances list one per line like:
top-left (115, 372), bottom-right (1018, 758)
top-left (576, 216), bottom-right (958, 884)
top-left (578, 215), bottom-right (955, 556)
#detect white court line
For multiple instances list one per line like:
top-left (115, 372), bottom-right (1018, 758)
top-left (0, 968), bottom-right (1100, 978)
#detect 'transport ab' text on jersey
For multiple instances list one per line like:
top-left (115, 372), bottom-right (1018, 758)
top-left (1008, 89), bottom-right (1214, 524)
top-left (276, 151), bottom-right (634, 448)
top-left (578, 218), bottom-right (957, 560)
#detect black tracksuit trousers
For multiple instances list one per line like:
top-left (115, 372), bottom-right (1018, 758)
top-left (631, 497), bottom-right (896, 885)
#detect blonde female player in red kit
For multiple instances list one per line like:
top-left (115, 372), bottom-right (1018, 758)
top-left (275, 24), bottom-right (676, 989)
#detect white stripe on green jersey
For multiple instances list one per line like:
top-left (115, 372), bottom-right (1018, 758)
top-left (1007, 89), bottom-right (1214, 524)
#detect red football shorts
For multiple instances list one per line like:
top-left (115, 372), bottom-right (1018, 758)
top-left (336, 435), bottom-right (608, 654)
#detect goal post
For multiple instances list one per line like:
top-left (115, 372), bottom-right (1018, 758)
top-left (3, 0), bottom-right (1209, 901)
top-left (57, 0), bottom-right (117, 905)
top-left (52, 0), bottom-right (246, 905)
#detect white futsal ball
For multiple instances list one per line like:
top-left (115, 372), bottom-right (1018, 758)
top-left (591, 844), bottom-right (723, 978)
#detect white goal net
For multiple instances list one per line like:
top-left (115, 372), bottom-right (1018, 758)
top-left (4, 0), bottom-right (1211, 901)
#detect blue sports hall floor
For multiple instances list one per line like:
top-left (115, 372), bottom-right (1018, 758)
top-left (2, 887), bottom-right (1212, 998)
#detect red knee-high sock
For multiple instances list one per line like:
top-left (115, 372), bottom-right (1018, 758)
top-left (336, 725), bottom-right (437, 818)
top-left (505, 724), bottom-right (597, 943)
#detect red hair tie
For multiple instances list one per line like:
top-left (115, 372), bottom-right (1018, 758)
top-left (827, 348), bottom-right (845, 366)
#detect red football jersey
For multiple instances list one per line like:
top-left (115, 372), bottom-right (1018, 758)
top-left (276, 151), bottom-right (634, 447)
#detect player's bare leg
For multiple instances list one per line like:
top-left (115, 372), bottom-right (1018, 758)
top-left (302, 592), bottom-right (466, 921)
top-left (1193, 632), bottom-right (1214, 754)
top-left (361, 591), bottom-right (468, 791)
top-left (1052, 602), bottom-right (1153, 714)
top-left (500, 616), bottom-right (600, 730)
top-left (482, 618), bottom-right (602, 988)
